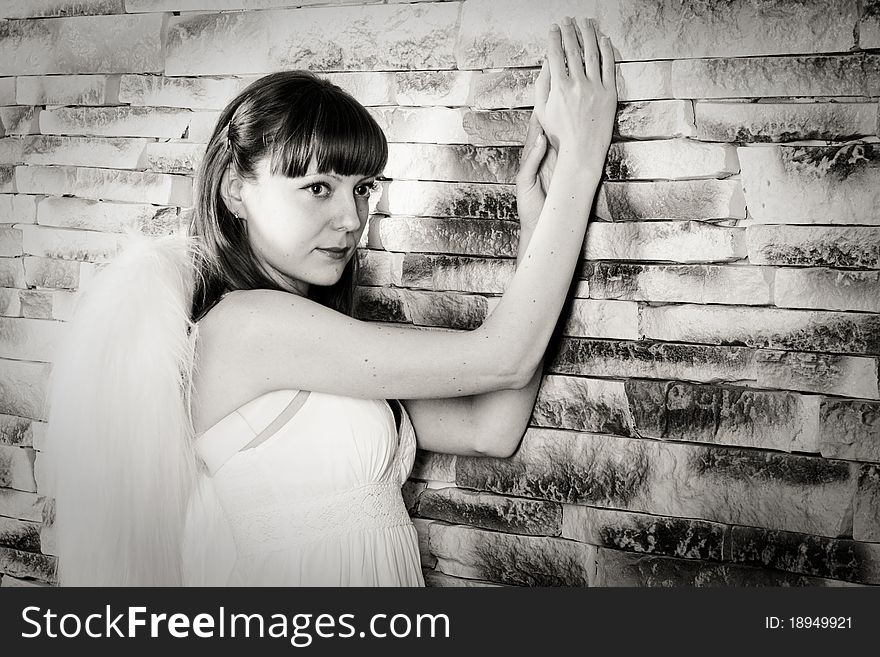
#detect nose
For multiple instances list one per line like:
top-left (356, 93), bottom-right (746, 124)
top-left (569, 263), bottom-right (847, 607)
top-left (331, 192), bottom-right (364, 232)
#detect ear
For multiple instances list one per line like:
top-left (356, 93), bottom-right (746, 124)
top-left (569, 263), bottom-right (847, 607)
top-left (220, 165), bottom-right (246, 218)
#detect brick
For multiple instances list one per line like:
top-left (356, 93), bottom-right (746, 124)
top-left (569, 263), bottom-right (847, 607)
top-left (385, 144), bottom-right (519, 184)
top-left (605, 139), bottom-right (738, 181)
top-left (429, 522), bottom-right (596, 586)
top-left (410, 450), bottom-right (456, 483)
top-left (394, 71), bottom-right (474, 107)
top-left (0, 227), bottom-right (22, 257)
top-left (561, 299), bottom-right (640, 340)
top-left (0, 106), bottom-right (39, 135)
top-left (595, 180), bottom-right (745, 221)
top-left (584, 262), bottom-right (771, 305)
top-left (640, 304), bottom-right (880, 356)
top-left (321, 72), bottom-right (397, 107)
top-left (15, 165), bottom-right (192, 206)
top-left (863, 1), bottom-right (880, 48)
top-left (0, 360), bottom-right (50, 418)
top-left (118, 74), bottom-right (248, 110)
top-left (756, 350), bottom-right (879, 400)
top-left (411, 518), bottom-right (436, 568)
top-left (139, 142), bottom-right (205, 175)
top-left (355, 250), bottom-right (402, 287)
top-left (378, 181), bottom-right (516, 221)
top-left (455, 0), bottom-right (857, 68)
top-left (673, 54), bottom-right (870, 99)
top-left (0, 78), bottom-right (14, 105)
top-left (739, 144), bottom-right (880, 225)
top-left (39, 523), bottom-right (56, 557)
top-left (21, 135), bottom-right (149, 169)
top-left (16, 74), bottom-right (120, 105)
top-left (419, 488), bottom-right (562, 536)
top-left (456, 428), bottom-right (855, 536)
top-left (596, 548), bottom-right (856, 587)
top-left (0, 316), bottom-right (66, 362)
top-left (353, 287), bottom-right (491, 331)
top-left (562, 505), bottom-right (726, 561)
top-left (19, 290), bottom-right (51, 320)
top-left (0, 14), bottom-right (163, 75)
top-left (0, 258), bottom-right (25, 288)
top-left (165, 3), bottom-right (459, 75)
top-left (626, 380), bottom-right (820, 453)
top-left (694, 102), bottom-right (878, 143)
top-left (584, 222), bottom-right (747, 264)
top-left (0, 445), bottom-right (36, 491)
top-left (399, 254), bottom-right (514, 294)
top-left (40, 106), bottom-right (195, 139)
top-left (0, 287), bottom-right (21, 316)
top-left (533, 375), bottom-right (635, 437)
top-left (0, 194), bottom-right (37, 224)
top-left (549, 338), bottom-right (756, 385)
top-left (854, 465), bottom-right (880, 541)
top-left (0, 165), bottom-right (14, 193)
top-left (0, 137), bottom-right (24, 164)
top-left (21, 225), bottom-right (123, 263)
top-left (747, 226), bottom-right (880, 267)
top-left (730, 526), bottom-right (880, 585)
top-left (23, 256), bottom-right (80, 289)
top-left (820, 400), bottom-right (880, 463)
top-left (422, 570), bottom-right (503, 588)
top-left (471, 69), bottom-right (538, 110)
top-left (0, 516), bottom-right (40, 552)
top-left (0, 547), bottom-right (56, 583)
top-left (460, 109), bottom-right (529, 145)
top-left (774, 268), bottom-right (880, 313)
top-left (614, 101), bottom-right (695, 139)
top-left (472, 61), bottom-right (673, 108)
top-left (1, 1), bottom-right (124, 18)
top-left (400, 480), bottom-right (425, 515)
top-left (370, 107), bottom-right (469, 144)
top-left (0, 489), bottom-right (45, 522)
top-left (177, 111), bottom-right (222, 144)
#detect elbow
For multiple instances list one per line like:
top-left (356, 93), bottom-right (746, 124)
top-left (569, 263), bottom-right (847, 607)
top-left (475, 443), bottom-right (519, 459)
top-left (472, 430), bottom-right (524, 459)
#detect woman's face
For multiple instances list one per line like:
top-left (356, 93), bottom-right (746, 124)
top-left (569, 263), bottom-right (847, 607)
top-left (237, 157), bottom-right (377, 296)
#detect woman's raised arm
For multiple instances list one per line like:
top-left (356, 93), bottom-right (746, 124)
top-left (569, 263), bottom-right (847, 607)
top-left (196, 18), bottom-right (616, 418)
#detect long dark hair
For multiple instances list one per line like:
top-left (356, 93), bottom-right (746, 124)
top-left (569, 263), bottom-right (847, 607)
top-left (189, 71), bottom-right (388, 321)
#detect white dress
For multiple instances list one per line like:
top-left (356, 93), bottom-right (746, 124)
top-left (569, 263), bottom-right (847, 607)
top-left (180, 389), bottom-right (425, 586)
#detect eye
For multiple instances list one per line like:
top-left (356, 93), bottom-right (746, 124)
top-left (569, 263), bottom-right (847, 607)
top-left (305, 182), bottom-right (331, 197)
top-left (355, 181), bottom-right (380, 198)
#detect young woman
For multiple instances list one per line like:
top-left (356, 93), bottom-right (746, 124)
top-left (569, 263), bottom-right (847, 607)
top-left (46, 18), bottom-right (617, 586)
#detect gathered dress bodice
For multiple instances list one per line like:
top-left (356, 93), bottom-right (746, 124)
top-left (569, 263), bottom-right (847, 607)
top-left (181, 389), bottom-right (424, 587)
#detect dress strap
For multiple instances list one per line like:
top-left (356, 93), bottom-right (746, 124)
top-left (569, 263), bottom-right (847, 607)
top-left (195, 390), bottom-right (311, 476)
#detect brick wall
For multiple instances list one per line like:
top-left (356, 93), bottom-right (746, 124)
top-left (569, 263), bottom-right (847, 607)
top-left (1, 0), bottom-right (878, 587)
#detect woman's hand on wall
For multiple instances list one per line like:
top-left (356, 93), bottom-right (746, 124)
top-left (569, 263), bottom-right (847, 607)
top-left (534, 17), bottom-right (617, 168)
top-left (516, 111), bottom-right (553, 231)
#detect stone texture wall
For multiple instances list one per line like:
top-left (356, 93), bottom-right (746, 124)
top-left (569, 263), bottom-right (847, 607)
top-left (1, 0), bottom-right (878, 587)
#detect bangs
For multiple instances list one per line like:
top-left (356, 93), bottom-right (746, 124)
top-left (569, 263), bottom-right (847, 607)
top-left (268, 85), bottom-right (387, 179)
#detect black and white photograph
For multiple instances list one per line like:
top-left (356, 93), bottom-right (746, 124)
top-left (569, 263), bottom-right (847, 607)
top-left (0, 0), bottom-right (878, 649)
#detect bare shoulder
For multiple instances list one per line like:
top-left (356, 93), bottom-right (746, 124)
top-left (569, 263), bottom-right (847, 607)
top-left (190, 289), bottom-right (307, 434)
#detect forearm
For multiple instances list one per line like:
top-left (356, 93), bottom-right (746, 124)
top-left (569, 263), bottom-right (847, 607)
top-left (480, 154), bottom-right (600, 382)
top-left (469, 223), bottom-right (544, 456)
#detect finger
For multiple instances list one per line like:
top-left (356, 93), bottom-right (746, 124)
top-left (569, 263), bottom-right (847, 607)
top-left (547, 23), bottom-right (567, 81)
top-left (519, 128), bottom-right (547, 184)
top-left (521, 112), bottom-right (541, 162)
top-left (560, 17), bottom-right (585, 81)
top-left (580, 17), bottom-right (601, 82)
top-left (599, 35), bottom-right (616, 90)
top-left (534, 60), bottom-right (550, 110)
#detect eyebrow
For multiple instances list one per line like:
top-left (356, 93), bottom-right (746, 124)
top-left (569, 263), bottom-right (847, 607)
top-left (307, 172), bottom-right (377, 182)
